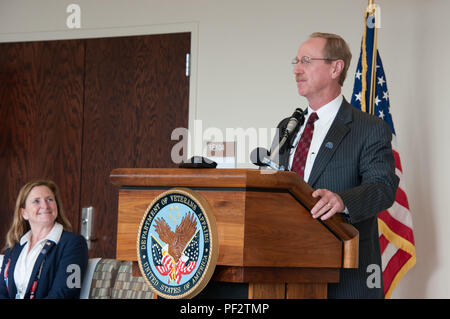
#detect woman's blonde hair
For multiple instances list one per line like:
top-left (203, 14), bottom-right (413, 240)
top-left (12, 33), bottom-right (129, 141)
top-left (3, 180), bottom-right (72, 251)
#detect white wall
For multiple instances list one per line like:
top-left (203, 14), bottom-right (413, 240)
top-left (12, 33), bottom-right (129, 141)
top-left (1, 0), bottom-right (449, 298)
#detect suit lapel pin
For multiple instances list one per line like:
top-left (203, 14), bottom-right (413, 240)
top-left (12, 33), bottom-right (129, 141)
top-left (325, 142), bottom-right (333, 149)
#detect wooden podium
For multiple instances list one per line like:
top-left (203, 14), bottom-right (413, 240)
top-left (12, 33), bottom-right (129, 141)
top-left (110, 168), bottom-right (358, 299)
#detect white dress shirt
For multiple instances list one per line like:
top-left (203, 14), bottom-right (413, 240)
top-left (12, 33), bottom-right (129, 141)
top-left (14, 222), bottom-right (63, 299)
top-left (289, 94), bottom-right (343, 183)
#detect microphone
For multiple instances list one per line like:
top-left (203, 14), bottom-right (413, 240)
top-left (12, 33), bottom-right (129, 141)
top-left (269, 108), bottom-right (305, 164)
top-left (283, 108), bottom-right (305, 139)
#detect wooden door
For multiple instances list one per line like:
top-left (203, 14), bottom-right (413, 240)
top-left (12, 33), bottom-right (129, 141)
top-left (0, 33), bottom-right (190, 258)
top-left (0, 40), bottom-right (85, 247)
top-left (81, 33), bottom-right (190, 258)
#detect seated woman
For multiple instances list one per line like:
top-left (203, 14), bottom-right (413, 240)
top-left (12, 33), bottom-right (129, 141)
top-left (0, 180), bottom-right (88, 299)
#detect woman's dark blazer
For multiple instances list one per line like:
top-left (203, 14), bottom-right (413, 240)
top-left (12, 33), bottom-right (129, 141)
top-left (0, 230), bottom-right (88, 299)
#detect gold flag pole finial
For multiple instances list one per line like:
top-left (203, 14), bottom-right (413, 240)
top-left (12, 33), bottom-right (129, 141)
top-left (367, 0), bottom-right (375, 14)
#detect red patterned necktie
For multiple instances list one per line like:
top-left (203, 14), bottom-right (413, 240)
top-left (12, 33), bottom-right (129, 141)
top-left (291, 112), bottom-right (319, 178)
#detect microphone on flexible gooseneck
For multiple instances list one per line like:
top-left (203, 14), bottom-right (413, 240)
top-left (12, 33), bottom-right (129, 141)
top-left (269, 108), bottom-right (306, 164)
top-left (250, 108), bottom-right (306, 171)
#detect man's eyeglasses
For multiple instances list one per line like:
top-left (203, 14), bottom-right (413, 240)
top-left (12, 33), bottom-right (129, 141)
top-left (291, 56), bottom-right (338, 65)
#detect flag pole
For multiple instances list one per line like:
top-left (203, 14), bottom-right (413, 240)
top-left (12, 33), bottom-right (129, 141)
top-left (361, 0), bottom-right (379, 114)
top-left (362, 0), bottom-right (379, 115)
top-left (360, 9), bottom-right (368, 112)
top-left (369, 1), bottom-right (378, 115)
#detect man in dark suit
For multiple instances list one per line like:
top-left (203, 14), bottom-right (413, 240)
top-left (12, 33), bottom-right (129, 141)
top-left (272, 32), bottom-right (399, 298)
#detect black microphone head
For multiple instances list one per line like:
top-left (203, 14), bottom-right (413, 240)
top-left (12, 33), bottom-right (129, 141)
top-left (284, 107), bottom-right (306, 137)
top-left (250, 147), bottom-right (270, 167)
top-left (291, 108), bottom-right (304, 122)
top-left (296, 107), bottom-right (306, 126)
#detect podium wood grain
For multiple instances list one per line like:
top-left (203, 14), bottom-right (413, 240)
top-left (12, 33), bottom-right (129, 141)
top-left (112, 168), bottom-right (359, 299)
top-left (117, 188), bottom-right (341, 268)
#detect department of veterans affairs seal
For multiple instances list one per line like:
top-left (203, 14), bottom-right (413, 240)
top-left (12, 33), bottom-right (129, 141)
top-left (137, 188), bottom-right (219, 299)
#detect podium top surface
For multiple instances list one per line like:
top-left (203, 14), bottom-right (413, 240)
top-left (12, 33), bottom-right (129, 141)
top-left (110, 168), bottom-right (317, 208)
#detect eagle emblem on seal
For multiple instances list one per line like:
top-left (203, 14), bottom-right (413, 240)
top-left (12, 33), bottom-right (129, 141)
top-left (151, 212), bottom-right (200, 284)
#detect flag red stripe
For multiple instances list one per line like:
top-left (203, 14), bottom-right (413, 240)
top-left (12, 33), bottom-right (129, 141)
top-left (383, 249), bottom-right (411, 295)
top-left (379, 234), bottom-right (389, 254)
top-left (392, 149), bottom-right (402, 172)
top-left (395, 186), bottom-right (410, 210)
top-left (379, 210), bottom-right (415, 244)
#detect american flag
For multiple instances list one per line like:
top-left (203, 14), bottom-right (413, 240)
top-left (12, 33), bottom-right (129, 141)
top-left (351, 6), bottom-right (416, 298)
top-left (176, 230), bottom-right (200, 280)
top-left (151, 231), bottom-right (198, 284)
top-left (181, 229), bottom-right (200, 267)
top-left (152, 236), bottom-right (173, 277)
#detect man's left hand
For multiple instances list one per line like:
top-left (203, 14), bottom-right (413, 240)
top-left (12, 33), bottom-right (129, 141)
top-left (311, 189), bottom-right (345, 220)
